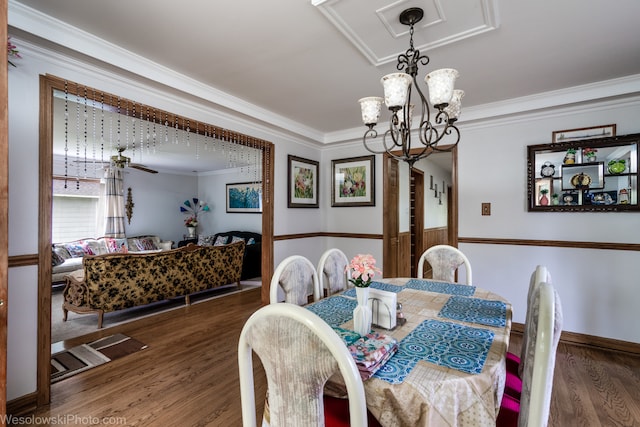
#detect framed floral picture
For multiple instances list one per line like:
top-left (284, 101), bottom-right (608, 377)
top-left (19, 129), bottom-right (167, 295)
top-left (331, 155), bottom-right (375, 207)
top-left (226, 182), bottom-right (262, 213)
top-left (288, 155), bottom-right (319, 208)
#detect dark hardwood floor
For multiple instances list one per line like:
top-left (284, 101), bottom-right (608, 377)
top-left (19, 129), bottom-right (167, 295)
top-left (12, 287), bottom-right (640, 426)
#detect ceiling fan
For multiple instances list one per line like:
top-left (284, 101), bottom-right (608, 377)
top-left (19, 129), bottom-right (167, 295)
top-left (110, 147), bottom-right (158, 174)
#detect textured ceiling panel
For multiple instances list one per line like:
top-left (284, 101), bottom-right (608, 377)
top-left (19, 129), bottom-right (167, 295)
top-left (313, 0), bottom-right (500, 66)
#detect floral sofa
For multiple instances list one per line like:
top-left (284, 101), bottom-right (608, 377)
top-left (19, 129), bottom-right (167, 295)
top-left (62, 241), bottom-right (245, 328)
top-left (52, 235), bottom-right (173, 284)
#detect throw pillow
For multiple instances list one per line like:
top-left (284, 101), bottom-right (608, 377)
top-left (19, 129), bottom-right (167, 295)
top-left (64, 243), bottom-right (86, 258)
top-left (53, 246), bottom-right (71, 260)
top-left (213, 235), bottom-right (228, 246)
top-left (247, 237), bottom-right (256, 245)
top-left (230, 236), bottom-right (245, 244)
top-left (106, 238), bottom-right (129, 253)
top-left (198, 235), bottom-right (216, 246)
top-left (51, 249), bottom-right (65, 267)
top-left (135, 237), bottom-right (157, 251)
top-left (80, 240), bottom-right (95, 255)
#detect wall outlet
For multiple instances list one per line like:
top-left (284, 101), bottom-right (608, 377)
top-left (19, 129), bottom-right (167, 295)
top-left (482, 203), bottom-right (491, 216)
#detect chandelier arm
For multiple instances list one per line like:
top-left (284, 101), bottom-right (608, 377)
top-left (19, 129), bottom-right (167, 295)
top-left (430, 125), bottom-right (461, 152)
top-left (361, 128), bottom-right (387, 155)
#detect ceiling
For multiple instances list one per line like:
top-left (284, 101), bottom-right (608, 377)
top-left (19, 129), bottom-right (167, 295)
top-left (10, 0), bottom-right (640, 173)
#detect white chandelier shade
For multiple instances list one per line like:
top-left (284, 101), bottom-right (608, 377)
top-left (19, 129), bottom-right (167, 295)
top-left (381, 73), bottom-right (413, 110)
top-left (443, 89), bottom-right (465, 122)
top-left (358, 96), bottom-right (384, 126)
top-left (425, 68), bottom-right (459, 108)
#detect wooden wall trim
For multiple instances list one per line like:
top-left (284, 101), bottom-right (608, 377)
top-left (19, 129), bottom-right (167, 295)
top-left (511, 322), bottom-right (640, 355)
top-left (8, 254), bottom-right (38, 267)
top-left (459, 237), bottom-right (640, 251)
top-left (6, 392), bottom-right (37, 418)
top-left (274, 232), bottom-right (383, 241)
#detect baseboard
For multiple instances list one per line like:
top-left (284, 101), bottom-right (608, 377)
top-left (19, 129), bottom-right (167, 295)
top-left (512, 322), bottom-right (640, 355)
top-left (6, 391), bottom-right (37, 418)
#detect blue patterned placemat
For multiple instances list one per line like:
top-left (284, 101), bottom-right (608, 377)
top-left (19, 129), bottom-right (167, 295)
top-left (405, 279), bottom-right (476, 296)
top-left (305, 296), bottom-right (357, 328)
top-left (373, 319), bottom-right (495, 383)
top-left (342, 281), bottom-right (403, 298)
top-left (438, 296), bottom-right (507, 327)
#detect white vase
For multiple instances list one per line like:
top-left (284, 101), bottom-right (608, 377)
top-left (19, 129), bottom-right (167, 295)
top-left (353, 286), bottom-right (372, 336)
top-left (187, 226), bottom-right (196, 238)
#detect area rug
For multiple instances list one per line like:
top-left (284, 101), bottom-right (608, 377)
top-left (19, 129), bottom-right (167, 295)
top-left (51, 333), bottom-right (147, 383)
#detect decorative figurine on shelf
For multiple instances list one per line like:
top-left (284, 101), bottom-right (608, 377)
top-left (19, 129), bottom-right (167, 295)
top-left (540, 161), bottom-right (555, 177)
top-left (619, 188), bottom-right (630, 204)
top-left (563, 148), bottom-right (576, 164)
top-left (539, 188), bottom-right (550, 206)
top-left (608, 159), bottom-right (626, 174)
top-left (583, 147), bottom-right (598, 162)
top-left (562, 192), bottom-right (576, 205)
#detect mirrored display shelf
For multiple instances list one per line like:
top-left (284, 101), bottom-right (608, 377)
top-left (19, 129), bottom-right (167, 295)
top-left (528, 133), bottom-right (639, 212)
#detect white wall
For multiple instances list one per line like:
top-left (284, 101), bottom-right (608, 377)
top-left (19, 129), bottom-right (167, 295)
top-left (123, 170), bottom-right (197, 244)
top-left (197, 169), bottom-right (262, 235)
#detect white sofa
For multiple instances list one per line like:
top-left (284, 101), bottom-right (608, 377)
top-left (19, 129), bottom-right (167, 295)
top-left (52, 235), bottom-right (173, 283)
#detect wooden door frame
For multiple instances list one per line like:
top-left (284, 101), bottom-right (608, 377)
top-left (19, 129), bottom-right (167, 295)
top-left (383, 147), bottom-right (458, 274)
top-left (410, 168), bottom-right (424, 277)
top-left (37, 75), bottom-right (274, 406)
top-left (382, 156), bottom-right (399, 277)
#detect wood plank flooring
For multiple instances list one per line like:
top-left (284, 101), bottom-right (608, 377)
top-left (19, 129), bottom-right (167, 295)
top-left (12, 287), bottom-right (640, 426)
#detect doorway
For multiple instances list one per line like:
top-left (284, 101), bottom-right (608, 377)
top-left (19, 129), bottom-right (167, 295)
top-left (382, 148), bottom-right (458, 277)
top-left (37, 75), bottom-right (275, 406)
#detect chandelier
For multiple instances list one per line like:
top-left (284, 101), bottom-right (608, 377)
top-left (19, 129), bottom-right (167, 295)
top-left (359, 8), bottom-right (463, 168)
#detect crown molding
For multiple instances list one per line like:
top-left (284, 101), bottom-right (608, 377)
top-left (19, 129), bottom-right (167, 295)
top-left (8, 0), bottom-right (325, 144)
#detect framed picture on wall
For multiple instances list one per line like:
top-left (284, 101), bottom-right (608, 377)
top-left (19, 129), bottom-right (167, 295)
top-left (288, 155), bottom-right (319, 208)
top-left (226, 182), bottom-right (262, 213)
top-left (331, 155), bottom-right (375, 207)
top-left (552, 124), bottom-right (616, 143)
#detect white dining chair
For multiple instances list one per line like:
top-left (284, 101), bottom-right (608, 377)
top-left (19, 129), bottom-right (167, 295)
top-left (238, 303), bottom-right (370, 427)
top-left (506, 265), bottom-right (552, 384)
top-left (416, 244), bottom-right (472, 284)
top-left (317, 248), bottom-right (352, 297)
top-left (270, 255), bottom-right (321, 305)
top-left (497, 281), bottom-right (563, 427)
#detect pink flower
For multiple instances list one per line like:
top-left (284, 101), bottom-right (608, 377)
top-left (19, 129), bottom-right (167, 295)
top-left (7, 36), bottom-right (21, 67)
top-left (347, 254), bottom-right (382, 287)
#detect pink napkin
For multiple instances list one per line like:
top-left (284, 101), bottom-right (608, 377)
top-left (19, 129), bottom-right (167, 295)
top-left (348, 331), bottom-right (398, 380)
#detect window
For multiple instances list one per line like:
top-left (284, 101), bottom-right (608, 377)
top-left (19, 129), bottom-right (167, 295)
top-left (52, 177), bottom-right (104, 242)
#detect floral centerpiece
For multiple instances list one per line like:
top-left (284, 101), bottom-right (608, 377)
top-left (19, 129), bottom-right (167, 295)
top-left (347, 254), bottom-right (381, 288)
top-left (184, 216), bottom-right (198, 228)
top-left (347, 254), bottom-right (381, 335)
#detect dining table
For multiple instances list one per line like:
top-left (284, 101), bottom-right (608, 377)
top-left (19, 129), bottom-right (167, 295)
top-left (306, 277), bottom-right (513, 427)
